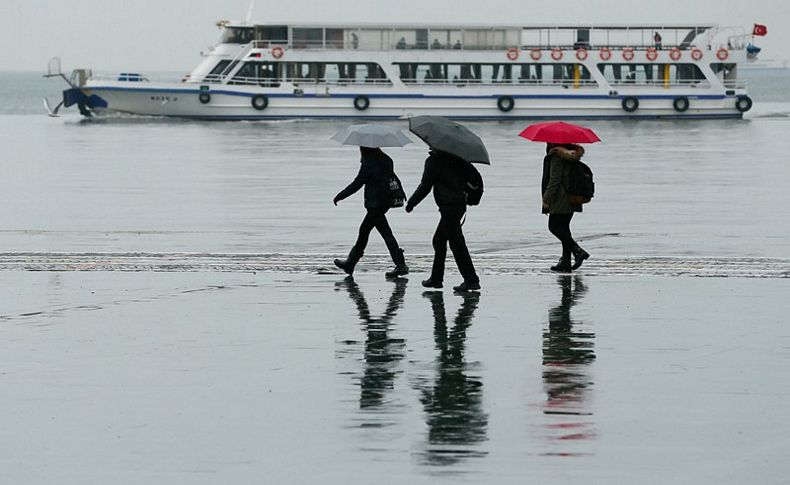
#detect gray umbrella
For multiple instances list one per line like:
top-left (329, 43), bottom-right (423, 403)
top-left (408, 116), bottom-right (491, 165)
top-left (331, 124), bottom-right (413, 148)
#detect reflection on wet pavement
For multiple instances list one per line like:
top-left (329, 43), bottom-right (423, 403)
top-left (418, 291), bottom-right (488, 466)
top-left (335, 277), bottom-right (408, 412)
top-left (542, 275), bottom-right (596, 456)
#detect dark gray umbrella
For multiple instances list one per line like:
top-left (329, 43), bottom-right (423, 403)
top-left (408, 116), bottom-right (491, 165)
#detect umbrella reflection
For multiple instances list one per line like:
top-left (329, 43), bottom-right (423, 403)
top-left (336, 277), bottom-right (408, 411)
top-left (418, 291), bottom-right (488, 466)
top-left (542, 275), bottom-right (596, 455)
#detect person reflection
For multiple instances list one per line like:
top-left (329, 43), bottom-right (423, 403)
top-left (542, 275), bottom-right (596, 452)
top-left (419, 291), bottom-right (488, 465)
top-left (336, 277), bottom-right (407, 410)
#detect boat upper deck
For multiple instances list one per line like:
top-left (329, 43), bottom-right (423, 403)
top-left (216, 22), bottom-right (748, 52)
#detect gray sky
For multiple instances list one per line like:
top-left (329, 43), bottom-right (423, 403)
top-left (2, 0), bottom-right (788, 72)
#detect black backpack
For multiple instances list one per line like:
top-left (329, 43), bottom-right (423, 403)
top-left (462, 163), bottom-right (484, 206)
top-left (566, 161), bottom-right (594, 205)
top-left (386, 172), bottom-right (407, 208)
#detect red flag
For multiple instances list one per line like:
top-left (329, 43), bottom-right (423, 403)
top-left (753, 24), bottom-right (768, 36)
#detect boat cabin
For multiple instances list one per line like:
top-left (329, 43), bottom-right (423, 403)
top-left (216, 22), bottom-right (726, 51)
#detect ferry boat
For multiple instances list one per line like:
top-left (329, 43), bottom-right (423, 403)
top-left (46, 21), bottom-right (764, 120)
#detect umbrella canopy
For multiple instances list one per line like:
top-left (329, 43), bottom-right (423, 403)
top-left (408, 116), bottom-right (491, 165)
top-left (331, 124), bottom-right (412, 148)
top-left (519, 121), bottom-right (601, 144)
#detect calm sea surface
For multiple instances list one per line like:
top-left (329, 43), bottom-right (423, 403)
top-left (1, 69), bottom-right (790, 257)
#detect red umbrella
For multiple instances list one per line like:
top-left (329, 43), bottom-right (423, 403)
top-left (519, 121), bottom-right (601, 144)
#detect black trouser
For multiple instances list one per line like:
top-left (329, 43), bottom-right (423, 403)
top-left (548, 213), bottom-right (576, 256)
top-left (353, 208), bottom-right (401, 259)
top-left (431, 206), bottom-right (478, 284)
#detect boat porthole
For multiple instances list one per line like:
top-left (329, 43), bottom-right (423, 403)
top-left (497, 96), bottom-right (515, 112)
top-left (199, 92), bottom-right (211, 104)
top-left (735, 96), bottom-right (753, 113)
top-left (622, 96), bottom-right (639, 113)
top-left (353, 95), bottom-right (370, 111)
top-left (251, 94), bottom-right (269, 111)
top-left (672, 96), bottom-right (690, 113)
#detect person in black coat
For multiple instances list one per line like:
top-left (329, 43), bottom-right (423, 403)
top-left (406, 150), bottom-right (480, 293)
top-left (334, 147), bottom-right (408, 278)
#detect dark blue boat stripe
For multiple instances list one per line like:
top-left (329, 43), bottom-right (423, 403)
top-left (85, 86), bottom-right (728, 101)
top-left (158, 113), bottom-right (743, 121)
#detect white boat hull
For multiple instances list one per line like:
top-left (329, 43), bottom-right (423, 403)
top-left (80, 82), bottom-right (746, 120)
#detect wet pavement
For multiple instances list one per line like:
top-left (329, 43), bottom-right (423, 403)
top-left (2, 271), bottom-right (788, 483)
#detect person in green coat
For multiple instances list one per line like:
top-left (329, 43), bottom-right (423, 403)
top-left (541, 144), bottom-right (591, 273)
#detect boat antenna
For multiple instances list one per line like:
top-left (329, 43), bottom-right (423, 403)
top-left (244, 0), bottom-right (256, 25)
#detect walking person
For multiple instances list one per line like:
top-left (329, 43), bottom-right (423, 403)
top-left (406, 149), bottom-right (480, 292)
top-left (330, 124), bottom-right (413, 279)
top-left (542, 143), bottom-right (590, 272)
top-left (333, 146), bottom-right (409, 278)
top-left (519, 121), bottom-right (600, 273)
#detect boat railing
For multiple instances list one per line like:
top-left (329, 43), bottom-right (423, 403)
top-left (400, 78), bottom-right (599, 88)
top-left (608, 80), bottom-right (712, 88)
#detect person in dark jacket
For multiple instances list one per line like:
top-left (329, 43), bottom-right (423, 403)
top-left (406, 150), bottom-right (480, 292)
top-left (334, 147), bottom-right (408, 278)
top-left (542, 143), bottom-right (590, 273)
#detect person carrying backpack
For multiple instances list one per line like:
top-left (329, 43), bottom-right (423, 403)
top-left (333, 147), bottom-right (409, 278)
top-left (406, 149), bottom-right (480, 292)
top-left (542, 143), bottom-right (591, 273)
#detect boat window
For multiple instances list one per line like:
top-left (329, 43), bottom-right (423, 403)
top-left (229, 62), bottom-right (282, 87)
top-left (598, 63), bottom-right (706, 85)
top-left (293, 28), bottom-right (324, 49)
top-left (394, 63), bottom-right (595, 86)
top-left (284, 62), bottom-right (390, 85)
top-left (254, 26), bottom-right (288, 46)
top-left (221, 27), bottom-right (254, 44)
top-left (204, 60), bottom-right (240, 82)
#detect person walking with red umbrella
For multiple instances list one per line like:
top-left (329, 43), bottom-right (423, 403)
top-left (520, 122), bottom-right (599, 273)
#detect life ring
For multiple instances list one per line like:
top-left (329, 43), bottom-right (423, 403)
top-left (551, 48), bottom-right (563, 61)
top-left (691, 48), bottom-right (704, 61)
top-left (646, 48), bottom-right (658, 61)
top-left (497, 96), bottom-right (515, 112)
top-left (622, 96), bottom-right (639, 113)
top-left (716, 48), bottom-right (729, 61)
top-left (622, 48), bottom-right (635, 61)
top-left (506, 47), bottom-right (519, 61)
top-left (672, 96), bottom-right (690, 113)
top-left (251, 94), bottom-right (269, 111)
top-left (199, 92), bottom-right (211, 104)
top-left (735, 96), bottom-right (753, 113)
top-left (271, 46), bottom-right (285, 59)
top-left (353, 95), bottom-right (370, 111)
top-left (576, 48), bottom-right (589, 61)
top-left (599, 47), bottom-right (612, 61)
top-left (669, 48), bottom-right (682, 61)
top-left (530, 48), bottom-right (542, 61)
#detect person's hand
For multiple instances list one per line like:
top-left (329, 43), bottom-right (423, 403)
top-left (333, 196), bottom-right (340, 206)
top-left (405, 205), bottom-right (413, 213)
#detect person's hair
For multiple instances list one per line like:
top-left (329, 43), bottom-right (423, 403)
top-left (360, 146), bottom-right (382, 157)
top-left (546, 143), bottom-right (581, 154)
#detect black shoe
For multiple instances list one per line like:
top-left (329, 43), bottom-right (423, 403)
top-left (334, 258), bottom-right (354, 275)
top-left (572, 246), bottom-right (590, 270)
top-left (334, 248), bottom-right (363, 275)
top-left (453, 281), bottom-right (481, 293)
top-left (550, 257), bottom-right (572, 273)
top-left (385, 264), bottom-right (409, 279)
top-left (422, 278), bottom-right (443, 289)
